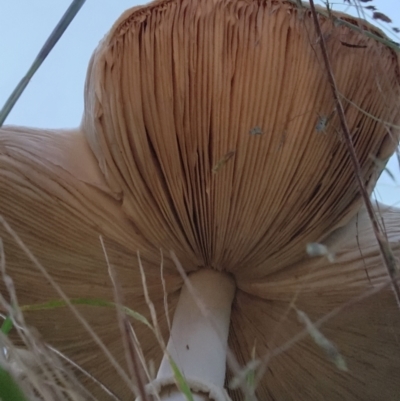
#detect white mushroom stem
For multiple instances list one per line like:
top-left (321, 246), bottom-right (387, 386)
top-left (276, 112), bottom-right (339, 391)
top-left (156, 269), bottom-right (236, 400)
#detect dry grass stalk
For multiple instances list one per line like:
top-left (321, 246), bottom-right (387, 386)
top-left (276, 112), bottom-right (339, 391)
top-left (308, 0), bottom-right (400, 306)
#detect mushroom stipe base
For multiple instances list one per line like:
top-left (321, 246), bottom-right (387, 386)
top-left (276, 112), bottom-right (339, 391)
top-left (152, 269), bottom-right (235, 401)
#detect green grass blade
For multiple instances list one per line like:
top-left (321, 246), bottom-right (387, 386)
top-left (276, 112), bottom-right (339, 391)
top-left (0, 367), bottom-right (29, 401)
top-left (169, 357), bottom-right (194, 401)
top-left (20, 298), bottom-right (153, 331)
top-left (0, 316), bottom-right (13, 335)
top-left (0, 0), bottom-right (86, 127)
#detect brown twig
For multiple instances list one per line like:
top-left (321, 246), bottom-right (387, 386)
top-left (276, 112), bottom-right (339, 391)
top-left (308, 0), bottom-right (400, 307)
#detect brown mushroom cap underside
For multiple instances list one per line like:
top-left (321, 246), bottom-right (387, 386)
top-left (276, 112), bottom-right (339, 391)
top-left (0, 0), bottom-right (400, 400)
top-left (0, 138), bottom-right (399, 401)
top-left (83, 0), bottom-right (400, 282)
top-left (229, 205), bottom-right (400, 400)
top-left (0, 127), bottom-right (183, 399)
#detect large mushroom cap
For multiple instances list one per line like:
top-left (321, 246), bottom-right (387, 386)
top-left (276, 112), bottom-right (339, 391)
top-left (1, 0), bottom-right (400, 400)
top-left (83, 0), bottom-right (400, 279)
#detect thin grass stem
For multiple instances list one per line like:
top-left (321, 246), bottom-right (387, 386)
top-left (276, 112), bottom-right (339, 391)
top-left (0, 0), bottom-right (86, 126)
top-left (308, 0), bottom-right (400, 307)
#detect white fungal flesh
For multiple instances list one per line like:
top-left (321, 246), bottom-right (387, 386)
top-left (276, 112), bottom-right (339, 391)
top-left (157, 269), bottom-right (236, 400)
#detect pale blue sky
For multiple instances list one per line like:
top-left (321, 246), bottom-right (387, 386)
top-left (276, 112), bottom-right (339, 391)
top-left (0, 0), bottom-right (399, 206)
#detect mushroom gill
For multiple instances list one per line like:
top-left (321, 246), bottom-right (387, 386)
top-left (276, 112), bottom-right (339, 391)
top-left (83, 0), bottom-right (400, 280)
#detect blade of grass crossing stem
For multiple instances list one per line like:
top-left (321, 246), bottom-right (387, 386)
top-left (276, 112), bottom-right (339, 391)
top-left (0, 0), bottom-right (86, 127)
top-left (169, 357), bottom-right (194, 401)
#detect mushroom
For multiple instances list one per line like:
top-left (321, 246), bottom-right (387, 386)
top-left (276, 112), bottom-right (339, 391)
top-left (1, 0), bottom-right (400, 400)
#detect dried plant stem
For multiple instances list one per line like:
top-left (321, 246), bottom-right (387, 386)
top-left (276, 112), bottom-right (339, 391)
top-left (308, 0), bottom-right (400, 306)
top-left (0, 0), bottom-right (86, 126)
top-left (263, 274), bottom-right (399, 373)
top-left (100, 236), bottom-right (149, 401)
top-left (123, 320), bottom-right (149, 401)
top-left (0, 217), bottom-right (136, 394)
top-left (46, 345), bottom-right (122, 401)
